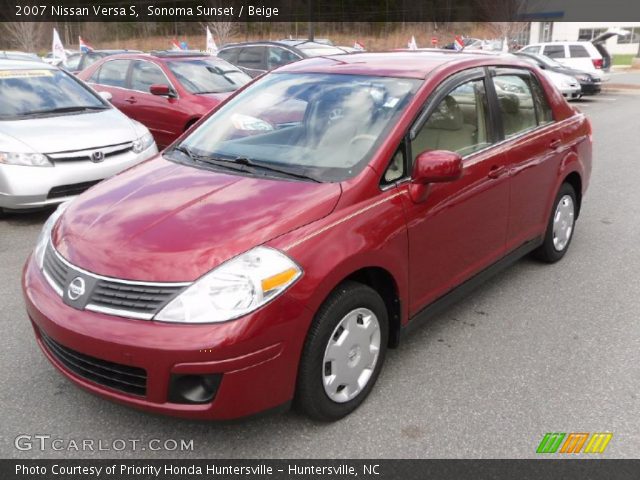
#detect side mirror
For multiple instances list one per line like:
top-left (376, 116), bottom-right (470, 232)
top-left (150, 84), bottom-right (175, 97)
top-left (409, 150), bottom-right (463, 202)
top-left (98, 91), bottom-right (112, 102)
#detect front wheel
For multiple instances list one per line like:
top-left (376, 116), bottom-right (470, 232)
top-left (295, 281), bottom-right (389, 421)
top-left (533, 183), bottom-right (577, 263)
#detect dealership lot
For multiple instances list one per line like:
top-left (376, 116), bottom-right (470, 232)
top-left (1, 89), bottom-right (639, 458)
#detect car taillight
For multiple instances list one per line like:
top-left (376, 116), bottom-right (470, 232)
top-left (592, 58), bottom-right (603, 69)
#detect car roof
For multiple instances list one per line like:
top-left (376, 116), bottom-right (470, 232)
top-left (88, 52), bottom-right (227, 63)
top-left (0, 59), bottom-right (56, 70)
top-left (220, 40), bottom-right (336, 50)
top-left (276, 50), bottom-right (528, 79)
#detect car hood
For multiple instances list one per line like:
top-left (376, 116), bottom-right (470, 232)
top-left (0, 108), bottom-right (136, 154)
top-left (52, 156), bottom-right (342, 282)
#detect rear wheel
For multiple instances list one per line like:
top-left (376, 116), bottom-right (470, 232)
top-left (533, 183), bottom-right (577, 263)
top-left (296, 281), bottom-right (388, 421)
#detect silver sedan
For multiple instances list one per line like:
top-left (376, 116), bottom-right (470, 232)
top-left (0, 60), bottom-right (157, 212)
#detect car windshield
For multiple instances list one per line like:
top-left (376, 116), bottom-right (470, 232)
top-left (0, 68), bottom-right (106, 119)
top-left (172, 73), bottom-right (420, 182)
top-left (167, 59), bottom-right (251, 94)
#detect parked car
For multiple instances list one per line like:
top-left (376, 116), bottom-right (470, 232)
top-left (63, 49), bottom-right (142, 74)
top-left (42, 50), bottom-right (78, 66)
top-left (217, 40), bottom-right (348, 77)
top-left (78, 51), bottom-right (251, 148)
top-left (23, 51), bottom-right (591, 421)
top-left (516, 52), bottom-right (602, 96)
top-left (0, 51), bottom-right (43, 62)
top-left (0, 61), bottom-right (157, 213)
top-left (518, 29), bottom-right (627, 75)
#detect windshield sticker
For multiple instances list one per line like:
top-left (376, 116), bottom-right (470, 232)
top-left (0, 70), bottom-right (54, 79)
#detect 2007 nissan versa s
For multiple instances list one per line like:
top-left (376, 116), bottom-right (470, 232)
top-left (23, 51), bottom-right (592, 421)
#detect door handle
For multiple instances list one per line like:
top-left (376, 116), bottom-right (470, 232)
top-left (488, 165), bottom-right (507, 179)
top-left (125, 97), bottom-right (137, 104)
top-left (549, 139), bottom-right (562, 150)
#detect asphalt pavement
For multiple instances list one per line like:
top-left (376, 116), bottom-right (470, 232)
top-left (1, 86), bottom-right (640, 459)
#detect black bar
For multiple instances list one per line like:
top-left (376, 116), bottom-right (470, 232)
top-left (2, 0), bottom-right (640, 22)
top-left (3, 459), bottom-right (640, 480)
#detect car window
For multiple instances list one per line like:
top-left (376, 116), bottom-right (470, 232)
top-left (64, 54), bottom-right (82, 71)
top-left (529, 75), bottom-right (554, 125)
top-left (130, 61), bottom-right (168, 93)
top-left (237, 46), bottom-right (266, 70)
top-left (217, 48), bottom-right (239, 64)
top-left (493, 75), bottom-right (538, 138)
top-left (543, 45), bottom-right (565, 59)
top-left (267, 47), bottom-right (300, 69)
top-left (383, 145), bottom-right (406, 184)
top-left (95, 60), bottom-right (131, 88)
top-left (569, 45), bottom-right (590, 58)
top-left (167, 59), bottom-right (250, 94)
top-left (412, 78), bottom-right (490, 159)
top-left (0, 68), bottom-right (106, 119)
top-left (83, 53), bottom-right (103, 70)
top-left (521, 46), bottom-right (540, 54)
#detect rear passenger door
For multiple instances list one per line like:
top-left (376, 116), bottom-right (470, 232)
top-left (490, 68), bottom-right (563, 250)
top-left (400, 69), bottom-right (510, 315)
top-left (88, 59), bottom-right (132, 110)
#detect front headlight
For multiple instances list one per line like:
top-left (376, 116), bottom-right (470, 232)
top-left (155, 246), bottom-right (302, 324)
top-left (34, 201), bottom-right (70, 269)
top-left (132, 132), bottom-right (155, 153)
top-left (576, 75), bottom-right (590, 82)
top-left (0, 152), bottom-right (52, 167)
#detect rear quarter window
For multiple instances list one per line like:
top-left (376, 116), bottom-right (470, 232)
top-left (569, 45), bottom-right (590, 58)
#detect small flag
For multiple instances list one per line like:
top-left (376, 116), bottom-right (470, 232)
top-left (206, 27), bottom-right (218, 54)
top-left (170, 38), bottom-right (183, 51)
top-left (453, 35), bottom-right (464, 51)
top-left (502, 36), bottom-right (509, 52)
top-left (52, 28), bottom-right (67, 63)
top-left (408, 36), bottom-right (418, 50)
top-left (78, 36), bottom-right (94, 53)
top-left (353, 40), bottom-right (365, 51)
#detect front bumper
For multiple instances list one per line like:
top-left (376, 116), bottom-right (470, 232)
top-left (560, 85), bottom-right (582, 100)
top-left (0, 145), bottom-right (157, 210)
top-left (22, 256), bottom-right (311, 420)
top-left (579, 82), bottom-right (602, 95)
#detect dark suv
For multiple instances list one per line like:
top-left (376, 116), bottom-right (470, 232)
top-left (217, 40), bottom-right (348, 77)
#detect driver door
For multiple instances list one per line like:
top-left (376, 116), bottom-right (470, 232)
top-left (398, 70), bottom-right (510, 315)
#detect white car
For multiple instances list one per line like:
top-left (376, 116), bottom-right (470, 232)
top-left (519, 29), bottom-right (629, 77)
top-left (0, 61), bottom-right (157, 213)
top-left (542, 70), bottom-right (582, 100)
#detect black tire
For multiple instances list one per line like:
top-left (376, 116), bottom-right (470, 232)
top-left (533, 183), bottom-right (577, 263)
top-left (295, 281), bottom-right (389, 421)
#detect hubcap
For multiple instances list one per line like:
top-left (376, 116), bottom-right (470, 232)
top-left (552, 194), bottom-right (575, 251)
top-left (322, 308), bottom-right (381, 403)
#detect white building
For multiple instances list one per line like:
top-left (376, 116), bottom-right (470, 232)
top-left (528, 22), bottom-right (640, 55)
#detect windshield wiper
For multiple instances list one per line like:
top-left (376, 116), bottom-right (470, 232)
top-left (233, 156), bottom-right (320, 182)
top-left (24, 105), bottom-right (108, 116)
top-left (170, 145), bottom-right (245, 172)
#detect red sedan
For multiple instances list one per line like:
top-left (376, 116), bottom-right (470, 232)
top-left (24, 51), bottom-right (591, 421)
top-left (78, 51), bottom-right (251, 148)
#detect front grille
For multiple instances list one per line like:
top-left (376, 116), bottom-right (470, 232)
top-left (42, 243), bottom-right (189, 319)
top-left (47, 142), bottom-right (133, 163)
top-left (47, 180), bottom-right (101, 200)
top-left (40, 330), bottom-right (147, 396)
top-left (90, 281), bottom-right (184, 316)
